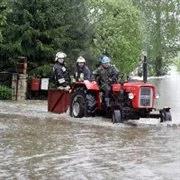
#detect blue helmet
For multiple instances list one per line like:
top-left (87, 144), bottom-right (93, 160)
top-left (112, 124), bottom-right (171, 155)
top-left (101, 56), bottom-right (111, 64)
top-left (98, 55), bottom-right (105, 62)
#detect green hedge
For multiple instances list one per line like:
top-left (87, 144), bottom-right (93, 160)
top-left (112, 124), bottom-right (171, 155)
top-left (0, 85), bottom-right (12, 100)
top-left (29, 64), bottom-right (53, 78)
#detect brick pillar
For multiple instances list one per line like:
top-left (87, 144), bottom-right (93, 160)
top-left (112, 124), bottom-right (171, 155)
top-left (11, 56), bottom-right (28, 101)
top-left (11, 74), bottom-right (27, 101)
top-left (12, 74), bottom-right (18, 101)
top-left (17, 74), bottom-right (27, 101)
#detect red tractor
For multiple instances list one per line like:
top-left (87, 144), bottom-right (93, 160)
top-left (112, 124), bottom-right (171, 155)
top-left (69, 57), bottom-right (172, 123)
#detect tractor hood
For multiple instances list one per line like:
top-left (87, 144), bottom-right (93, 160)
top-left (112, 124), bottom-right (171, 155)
top-left (123, 81), bottom-right (156, 91)
top-left (123, 81), bottom-right (157, 109)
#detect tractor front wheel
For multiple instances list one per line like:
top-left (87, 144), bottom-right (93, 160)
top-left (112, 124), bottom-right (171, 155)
top-left (112, 110), bottom-right (123, 123)
top-left (160, 108), bottom-right (172, 122)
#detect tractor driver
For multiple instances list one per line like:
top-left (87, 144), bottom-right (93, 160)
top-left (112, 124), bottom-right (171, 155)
top-left (53, 51), bottom-right (71, 91)
top-left (93, 55), bottom-right (119, 108)
top-left (74, 56), bottom-right (91, 81)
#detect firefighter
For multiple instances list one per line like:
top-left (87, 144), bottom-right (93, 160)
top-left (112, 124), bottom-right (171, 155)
top-left (74, 56), bottom-right (91, 81)
top-left (96, 55), bottom-right (105, 68)
top-left (93, 55), bottom-right (119, 108)
top-left (53, 52), bottom-right (71, 91)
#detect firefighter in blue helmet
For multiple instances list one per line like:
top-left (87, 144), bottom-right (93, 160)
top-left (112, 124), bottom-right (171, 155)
top-left (93, 55), bottom-right (119, 108)
top-left (53, 52), bottom-right (71, 91)
top-left (74, 56), bottom-right (91, 81)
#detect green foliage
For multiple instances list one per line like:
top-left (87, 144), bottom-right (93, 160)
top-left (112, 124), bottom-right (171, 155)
top-left (0, 0), bottom-right (92, 71)
top-left (174, 53), bottom-right (180, 71)
top-left (133, 0), bottom-right (180, 76)
top-left (1, 0), bottom-right (178, 77)
top-left (0, 85), bottom-right (12, 100)
top-left (0, 0), bottom-right (8, 42)
top-left (29, 64), bottom-right (53, 78)
top-left (88, 0), bottom-right (141, 74)
top-left (175, 60), bottom-right (180, 71)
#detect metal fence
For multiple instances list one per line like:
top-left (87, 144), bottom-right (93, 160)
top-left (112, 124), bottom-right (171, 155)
top-left (0, 72), bottom-right (12, 87)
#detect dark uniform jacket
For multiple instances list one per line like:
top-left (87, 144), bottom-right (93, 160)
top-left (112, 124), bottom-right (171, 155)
top-left (74, 65), bottom-right (91, 81)
top-left (53, 62), bottom-right (70, 87)
top-left (93, 64), bottom-right (119, 90)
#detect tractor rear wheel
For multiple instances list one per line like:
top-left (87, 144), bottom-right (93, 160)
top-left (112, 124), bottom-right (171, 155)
top-left (70, 88), bottom-right (96, 118)
top-left (112, 110), bottom-right (123, 123)
top-left (86, 94), bottom-right (97, 116)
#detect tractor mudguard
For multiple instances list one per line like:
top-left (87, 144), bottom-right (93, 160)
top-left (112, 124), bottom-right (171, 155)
top-left (72, 80), bottom-right (100, 91)
top-left (83, 80), bottom-right (100, 91)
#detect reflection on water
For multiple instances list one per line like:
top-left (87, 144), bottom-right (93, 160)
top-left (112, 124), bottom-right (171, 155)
top-left (0, 70), bottom-right (180, 179)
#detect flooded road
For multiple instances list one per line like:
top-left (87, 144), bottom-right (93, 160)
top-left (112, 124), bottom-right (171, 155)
top-left (0, 70), bottom-right (180, 179)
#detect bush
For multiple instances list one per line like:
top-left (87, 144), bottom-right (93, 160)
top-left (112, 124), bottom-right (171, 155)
top-left (0, 85), bottom-right (12, 100)
top-left (29, 64), bottom-right (53, 78)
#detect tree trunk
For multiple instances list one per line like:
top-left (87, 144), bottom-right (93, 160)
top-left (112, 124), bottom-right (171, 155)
top-left (155, 56), bottom-right (162, 76)
top-left (154, 0), bottom-right (163, 76)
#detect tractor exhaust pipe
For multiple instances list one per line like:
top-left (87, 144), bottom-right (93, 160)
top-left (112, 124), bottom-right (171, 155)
top-left (143, 55), bottom-right (147, 83)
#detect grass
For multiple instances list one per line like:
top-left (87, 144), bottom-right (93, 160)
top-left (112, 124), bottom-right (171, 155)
top-left (0, 85), bottom-right (12, 100)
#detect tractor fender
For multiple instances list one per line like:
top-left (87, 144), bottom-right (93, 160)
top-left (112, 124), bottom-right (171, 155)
top-left (71, 80), bottom-right (100, 92)
top-left (83, 80), bottom-right (100, 91)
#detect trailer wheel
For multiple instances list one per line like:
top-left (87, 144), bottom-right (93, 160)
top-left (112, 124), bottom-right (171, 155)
top-left (70, 88), bottom-right (96, 118)
top-left (112, 110), bottom-right (123, 123)
top-left (160, 109), bottom-right (172, 122)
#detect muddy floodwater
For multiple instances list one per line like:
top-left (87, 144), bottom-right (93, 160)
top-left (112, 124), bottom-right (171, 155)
top-left (0, 70), bottom-right (180, 180)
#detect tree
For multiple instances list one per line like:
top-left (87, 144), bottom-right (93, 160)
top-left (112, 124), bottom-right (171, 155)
top-left (0, 0), bottom-right (10, 71)
top-left (0, 0), bottom-right (92, 71)
top-left (88, 0), bottom-right (142, 74)
top-left (0, 0), bottom-right (8, 42)
top-left (133, 0), bottom-right (180, 76)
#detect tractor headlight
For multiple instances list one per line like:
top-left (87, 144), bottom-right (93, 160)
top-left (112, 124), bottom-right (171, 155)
top-left (155, 94), bottom-right (159, 99)
top-left (128, 92), bottom-right (134, 99)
